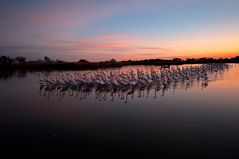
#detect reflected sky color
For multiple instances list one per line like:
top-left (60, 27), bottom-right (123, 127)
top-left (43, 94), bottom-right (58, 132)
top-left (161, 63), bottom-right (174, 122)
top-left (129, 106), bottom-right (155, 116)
top-left (0, 0), bottom-right (239, 61)
top-left (36, 64), bottom-right (228, 103)
top-left (0, 65), bottom-right (239, 157)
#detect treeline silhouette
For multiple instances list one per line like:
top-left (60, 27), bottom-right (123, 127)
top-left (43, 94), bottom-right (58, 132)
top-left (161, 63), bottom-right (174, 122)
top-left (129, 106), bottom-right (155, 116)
top-left (0, 55), bottom-right (239, 70)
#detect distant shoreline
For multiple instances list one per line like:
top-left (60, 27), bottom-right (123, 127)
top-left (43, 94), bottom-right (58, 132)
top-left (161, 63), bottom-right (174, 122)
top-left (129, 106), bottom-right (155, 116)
top-left (0, 56), bottom-right (238, 71)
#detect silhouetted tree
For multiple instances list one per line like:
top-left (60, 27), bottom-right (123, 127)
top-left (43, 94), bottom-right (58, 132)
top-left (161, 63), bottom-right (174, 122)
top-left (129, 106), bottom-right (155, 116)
top-left (78, 59), bottom-right (89, 63)
top-left (15, 56), bottom-right (26, 64)
top-left (110, 59), bottom-right (117, 62)
top-left (172, 58), bottom-right (183, 62)
top-left (234, 56), bottom-right (239, 61)
top-left (0, 56), bottom-right (13, 64)
top-left (44, 56), bottom-right (51, 63)
top-left (186, 58), bottom-right (196, 63)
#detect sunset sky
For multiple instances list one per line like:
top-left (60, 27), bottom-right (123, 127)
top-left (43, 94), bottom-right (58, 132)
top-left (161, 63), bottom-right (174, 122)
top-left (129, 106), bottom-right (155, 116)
top-left (0, 0), bottom-right (239, 61)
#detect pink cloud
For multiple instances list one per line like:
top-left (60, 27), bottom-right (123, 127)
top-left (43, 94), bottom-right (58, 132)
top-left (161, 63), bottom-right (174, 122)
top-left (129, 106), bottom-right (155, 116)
top-left (56, 34), bottom-right (142, 50)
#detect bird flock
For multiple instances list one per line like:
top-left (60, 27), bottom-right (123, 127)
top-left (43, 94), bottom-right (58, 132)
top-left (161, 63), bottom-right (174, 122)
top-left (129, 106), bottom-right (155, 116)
top-left (39, 63), bottom-right (230, 102)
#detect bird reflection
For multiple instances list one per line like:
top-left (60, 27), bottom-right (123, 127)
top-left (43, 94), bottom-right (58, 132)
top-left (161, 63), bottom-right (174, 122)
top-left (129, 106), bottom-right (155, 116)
top-left (39, 63), bottom-right (230, 103)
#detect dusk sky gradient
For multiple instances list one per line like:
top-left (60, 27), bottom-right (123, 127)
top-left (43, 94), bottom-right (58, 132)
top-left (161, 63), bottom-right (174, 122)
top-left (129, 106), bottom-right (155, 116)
top-left (0, 0), bottom-right (239, 61)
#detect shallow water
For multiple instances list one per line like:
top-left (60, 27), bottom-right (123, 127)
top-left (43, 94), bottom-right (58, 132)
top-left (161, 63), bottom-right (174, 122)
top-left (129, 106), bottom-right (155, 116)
top-left (0, 64), bottom-right (239, 158)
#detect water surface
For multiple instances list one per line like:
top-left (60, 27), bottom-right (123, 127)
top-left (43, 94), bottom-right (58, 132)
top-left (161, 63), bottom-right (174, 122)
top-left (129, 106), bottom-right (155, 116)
top-left (0, 64), bottom-right (239, 158)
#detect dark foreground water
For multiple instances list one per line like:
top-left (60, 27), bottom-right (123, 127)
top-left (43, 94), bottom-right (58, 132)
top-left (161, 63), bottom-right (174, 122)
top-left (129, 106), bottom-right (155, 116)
top-left (0, 64), bottom-right (239, 158)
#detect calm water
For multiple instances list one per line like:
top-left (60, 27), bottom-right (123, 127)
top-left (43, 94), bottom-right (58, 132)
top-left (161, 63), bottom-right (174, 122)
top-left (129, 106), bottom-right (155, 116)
top-left (0, 64), bottom-right (239, 158)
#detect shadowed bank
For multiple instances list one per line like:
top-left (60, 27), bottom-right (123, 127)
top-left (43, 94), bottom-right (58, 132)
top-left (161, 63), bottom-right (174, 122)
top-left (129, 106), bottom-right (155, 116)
top-left (0, 55), bottom-right (239, 71)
